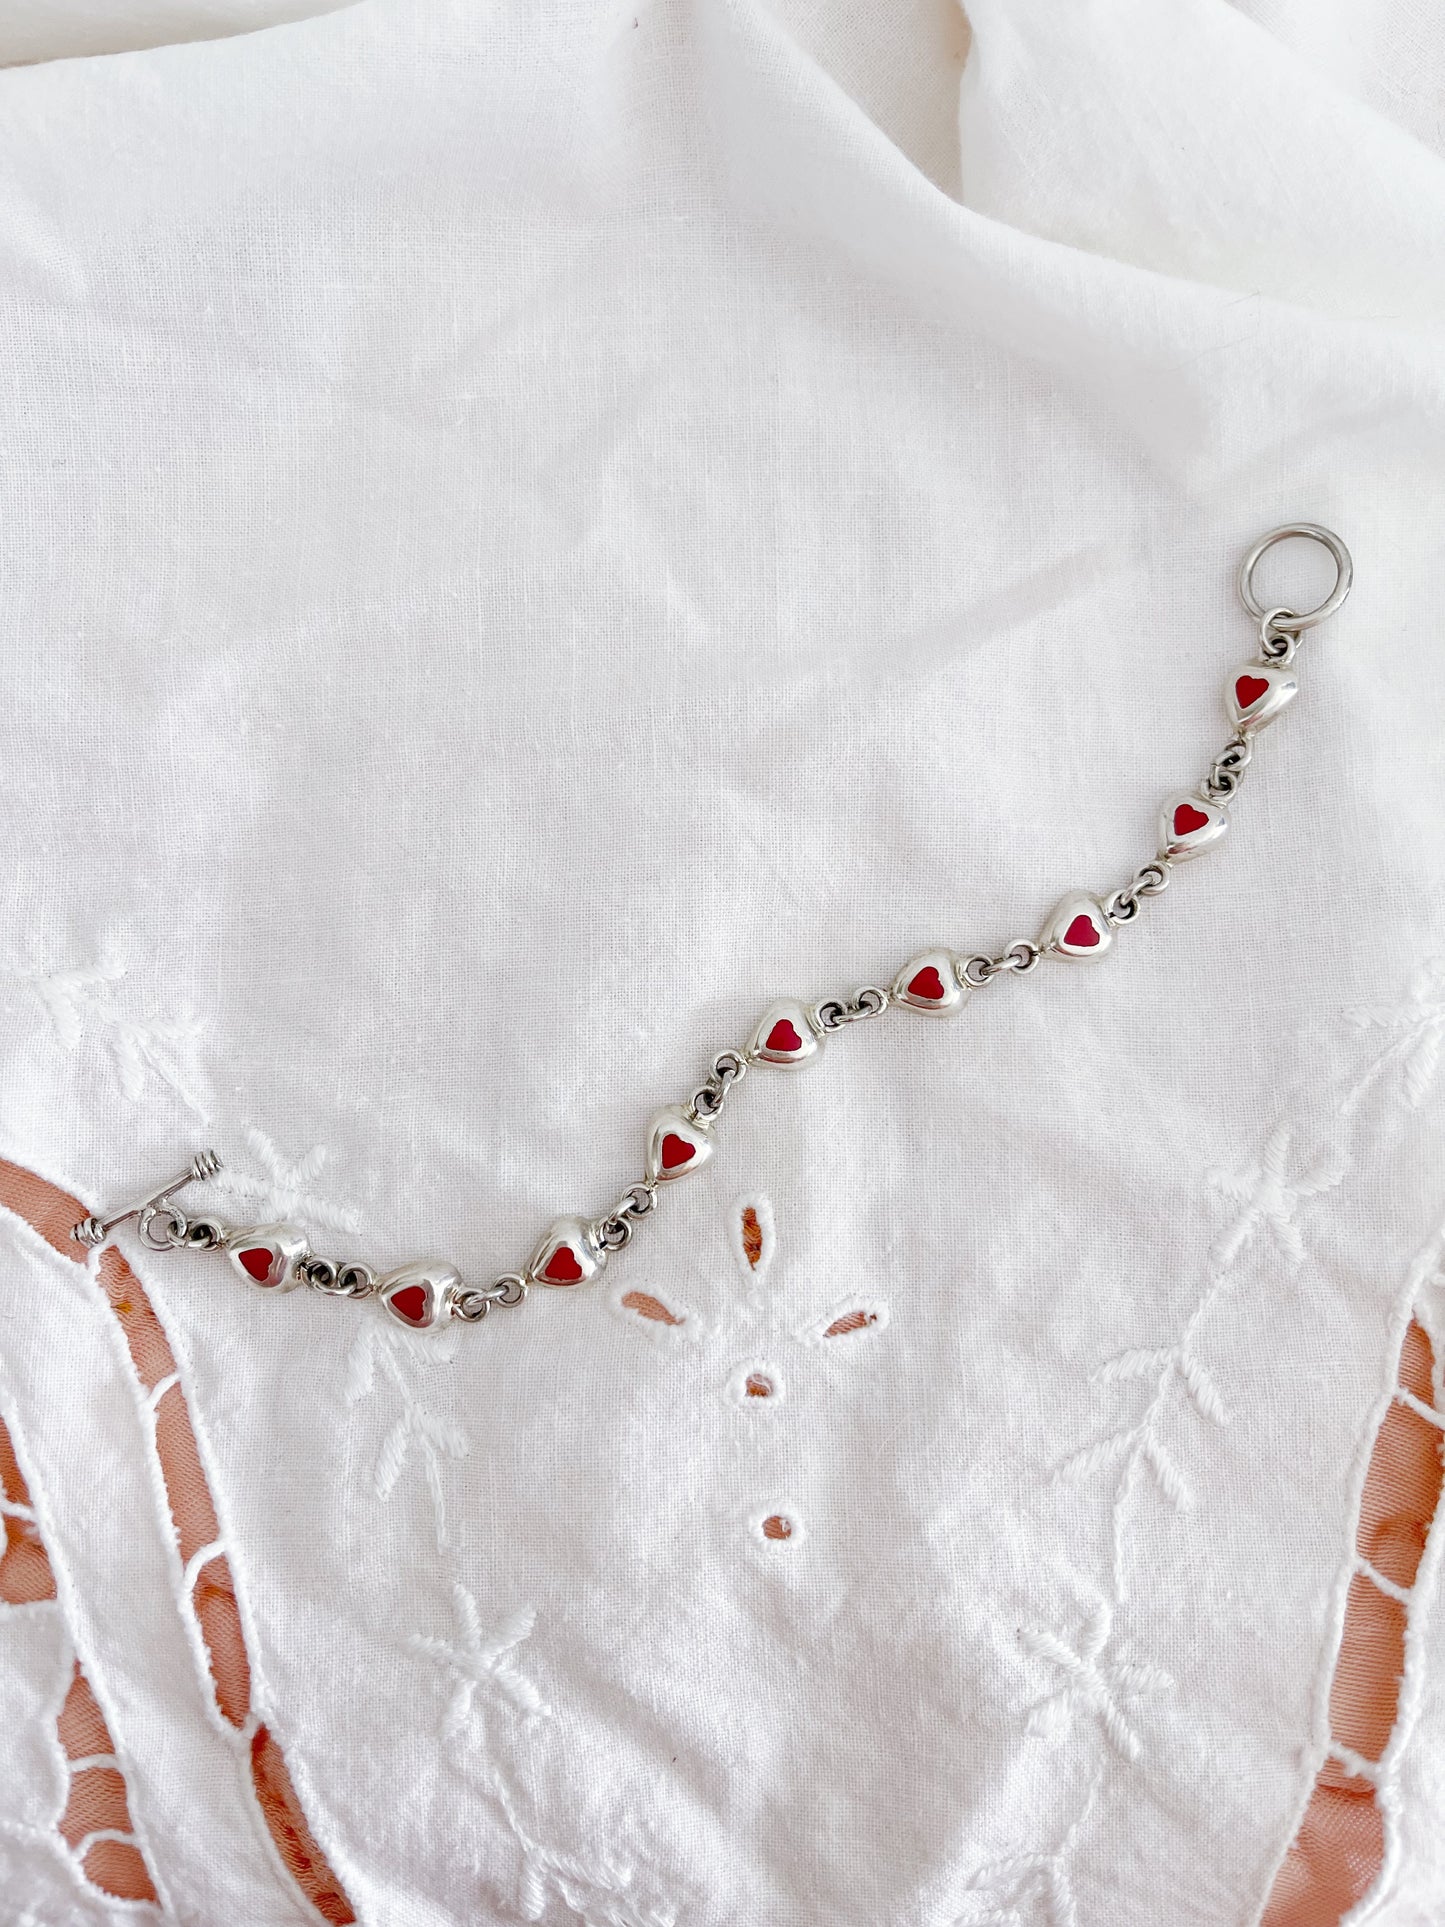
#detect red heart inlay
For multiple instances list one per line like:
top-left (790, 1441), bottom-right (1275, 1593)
top-left (1173, 803), bottom-right (1210, 836)
top-left (1236, 674), bottom-right (1270, 709)
top-left (238, 1246), bottom-right (274, 1283)
top-left (765, 1020), bottom-right (803, 1054)
top-left (661, 1133), bottom-right (695, 1170)
top-left (907, 966), bottom-right (947, 1001)
top-left (542, 1245), bottom-right (585, 1284)
top-left (389, 1283), bottom-right (429, 1325)
top-left (1064, 914), bottom-right (1100, 948)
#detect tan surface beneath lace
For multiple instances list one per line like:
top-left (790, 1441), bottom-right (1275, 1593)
top-left (0, 1162), bottom-right (354, 1921)
top-left (3, 1164), bottom-right (1441, 1920)
top-left (1261, 1319), bottom-right (1442, 1922)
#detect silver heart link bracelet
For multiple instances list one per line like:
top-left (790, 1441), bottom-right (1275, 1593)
top-left (73, 524), bottom-right (1353, 1333)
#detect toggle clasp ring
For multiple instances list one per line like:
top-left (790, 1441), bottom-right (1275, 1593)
top-left (1238, 523), bottom-right (1352, 633)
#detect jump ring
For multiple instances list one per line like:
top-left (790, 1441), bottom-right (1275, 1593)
top-left (1238, 524), bottom-right (1352, 632)
top-left (1258, 607), bottom-right (1299, 659)
top-left (595, 1215), bottom-right (633, 1251)
top-left (138, 1204), bottom-right (187, 1250)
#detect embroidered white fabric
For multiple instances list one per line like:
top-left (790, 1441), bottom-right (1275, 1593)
top-left (2, 2), bottom-right (1444, 1922)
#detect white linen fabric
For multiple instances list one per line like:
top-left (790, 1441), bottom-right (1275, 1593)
top-left (2, 2), bottom-right (1444, 1923)
top-left (0, 0), bottom-right (353, 67)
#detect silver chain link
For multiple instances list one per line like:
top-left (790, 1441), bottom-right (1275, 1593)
top-left (1202, 734), bottom-right (1253, 802)
top-left (1104, 859), bottom-right (1172, 928)
top-left (293, 1254), bottom-right (377, 1297)
top-left (961, 941), bottom-right (1041, 988)
top-left (812, 986), bottom-right (890, 1030)
top-left (689, 1048), bottom-right (747, 1121)
top-left (451, 1274), bottom-right (530, 1322)
top-left (592, 1180), bottom-right (659, 1252)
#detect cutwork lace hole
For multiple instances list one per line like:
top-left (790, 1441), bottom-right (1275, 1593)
top-left (728, 1363), bottom-right (782, 1404)
top-left (751, 1503), bottom-right (806, 1547)
top-left (1262, 1315), bottom-right (1443, 1926)
top-left (823, 1308), bottom-right (883, 1338)
top-left (620, 1289), bottom-right (684, 1327)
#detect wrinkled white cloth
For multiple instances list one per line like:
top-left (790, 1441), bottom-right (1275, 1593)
top-left (2, 2), bottom-right (1445, 1923)
top-left (0, 0), bottom-right (352, 66)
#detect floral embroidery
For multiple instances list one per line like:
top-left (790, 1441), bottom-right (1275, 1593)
top-left (1057, 1322), bottom-right (1230, 1593)
top-left (1020, 1602), bottom-right (1172, 1762)
top-left (210, 1127), bottom-right (362, 1236)
top-left (618, 1194), bottom-right (889, 1552)
top-left (13, 917), bottom-right (1443, 1923)
top-left (410, 1588), bottom-right (674, 1927)
top-left (345, 1319), bottom-right (468, 1548)
top-left (950, 1850), bottom-right (1078, 1927)
top-left (946, 1765), bottom-right (1104, 1927)
top-left (412, 1585), bottom-right (548, 1739)
top-left (1206, 1119), bottom-right (1344, 1269)
top-left (1048, 956), bottom-right (1445, 1919)
top-left (1344, 956), bottom-right (1445, 1112)
top-left (14, 941), bottom-right (212, 1120)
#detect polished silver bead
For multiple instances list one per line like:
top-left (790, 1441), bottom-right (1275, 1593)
top-left (1158, 792), bottom-right (1228, 862)
top-left (1041, 893), bottom-right (1113, 960)
top-left (645, 1105), bottom-right (713, 1183)
top-left (225, 1223), bottom-right (310, 1291)
top-left (1227, 661), bottom-right (1297, 733)
top-left (527, 1216), bottom-right (605, 1288)
top-left (379, 1259), bottom-right (462, 1329)
top-left (892, 951), bottom-right (970, 1015)
top-left (746, 999), bottom-right (822, 1066)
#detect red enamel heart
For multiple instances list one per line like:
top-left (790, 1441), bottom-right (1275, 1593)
top-left (389, 1283), bottom-right (429, 1325)
top-left (1236, 674), bottom-right (1269, 709)
top-left (1173, 803), bottom-right (1210, 836)
top-left (661, 1133), bottom-right (695, 1170)
top-left (237, 1246), bottom-right (274, 1282)
top-left (1064, 914), bottom-right (1100, 948)
top-left (907, 966), bottom-right (947, 1001)
top-left (543, 1245), bottom-right (585, 1284)
top-left (765, 1019), bottom-right (803, 1054)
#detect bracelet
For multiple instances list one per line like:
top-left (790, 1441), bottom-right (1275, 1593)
top-left (71, 524), bottom-right (1353, 1335)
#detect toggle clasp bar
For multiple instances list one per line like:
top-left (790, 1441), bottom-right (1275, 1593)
top-left (71, 1150), bottom-right (224, 1250)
